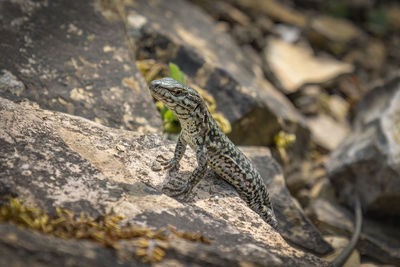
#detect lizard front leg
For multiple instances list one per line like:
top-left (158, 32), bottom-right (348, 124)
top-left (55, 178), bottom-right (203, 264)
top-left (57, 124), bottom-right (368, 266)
top-left (157, 133), bottom-right (186, 171)
top-left (163, 144), bottom-right (207, 198)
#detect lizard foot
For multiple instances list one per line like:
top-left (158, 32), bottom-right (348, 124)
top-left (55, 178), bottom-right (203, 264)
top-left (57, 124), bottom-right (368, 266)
top-left (162, 180), bottom-right (193, 199)
top-left (156, 155), bottom-right (180, 171)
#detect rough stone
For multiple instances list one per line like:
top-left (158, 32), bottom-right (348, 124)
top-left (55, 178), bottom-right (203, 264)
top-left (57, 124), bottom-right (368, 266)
top-left (309, 177), bottom-right (337, 203)
top-left (292, 85), bottom-right (322, 116)
top-left (233, 0), bottom-right (307, 27)
top-left (326, 74), bottom-right (400, 216)
top-left (307, 199), bottom-right (400, 265)
top-left (0, 0), bottom-right (161, 133)
top-left (363, 40), bottom-right (387, 71)
top-left (284, 156), bottom-right (328, 196)
top-left (0, 224), bottom-right (145, 267)
top-left (310, 15), bottom-right (362, 44)
top-left (323, 94), bottom-right (350, 122)
top-left (344, 39), bottom-right (387, 77)
top-left (231, 24), bottom-right (265, 50)
top-left (264, 37), bottom-right (354, 93)
top-left (388, 5), bottom-right (400, 31)
top-left (0, 97), bottom-right (330, 266)
top-left (119, 0), bottom-right (310, 158)
top-left (307, 114), bottom-right (349, 151)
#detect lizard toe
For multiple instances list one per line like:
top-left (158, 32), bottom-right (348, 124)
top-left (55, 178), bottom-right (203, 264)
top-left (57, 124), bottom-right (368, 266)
top-left (162, 182), bottom-right (192, 198)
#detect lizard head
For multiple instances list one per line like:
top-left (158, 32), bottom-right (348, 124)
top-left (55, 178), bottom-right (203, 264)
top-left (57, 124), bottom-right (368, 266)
top-left (149, 77), bottom-right (205, 119)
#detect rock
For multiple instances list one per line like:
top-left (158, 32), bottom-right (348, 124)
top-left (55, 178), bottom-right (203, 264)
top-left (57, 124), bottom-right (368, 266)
top-left (0, 224), bottom-right (145, 267)
top-left (307, 114), bottom-right (349, 151)
top-left (285, 158), bottom-right (325, 195)
top-left (117, 0), bottom-right (310, 158)
top-left (292, 87), bottom-right (350, 121)
top-left (231, 24), bottom-right (265, 51)
top-left (322, 94), bottom-right (350, 122)
top-left (306, 199), bottom-right (355, 236)
top-left (336, 75), bottom-right (366, 103)
top-left (296, 189), bottom-right (312, 208)
top-left (255, 15), bottom-right (275, 34)
top-left (264, 37), bottom-right (354, 94)
top-left (363, 40), bottom-right (387, 71)
top-left (326, 74), bottom-right (400, 216)
top-left (210, 1), bottom-right (252, 26)
top-left (361, 262), bottom-right (396, 267)
top-left (309, 177), bottom-right (337, 203)
top-left (307, 14), bottom-right (364, 55)
top-left (388, 5), bottom-right (400, 31)
top-left (0, 97), bottom-right (331, 266)
top-left (234, 0), bottom-right (307, 27)
top-left (345, 39), bottom-right (386, 74)
top-left (309, 15), bottom-right (362, 44)
top-left (307, 199), bottom-right (400, 265)
top-left (275, 24), bottom-right (301, 43)
top-left (292, 85), bottom-right (322, 116)
top-left (0, 0), bottom-right (161, 132)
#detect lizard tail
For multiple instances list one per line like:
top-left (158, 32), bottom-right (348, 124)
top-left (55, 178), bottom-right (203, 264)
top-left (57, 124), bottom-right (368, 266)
top-left (332, 195), bottom-right (362, 267)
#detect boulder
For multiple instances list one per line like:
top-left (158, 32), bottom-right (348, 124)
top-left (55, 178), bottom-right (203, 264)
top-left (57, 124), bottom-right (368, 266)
top-left (326, 74), bottom-right (400, 216)
top-left (309, 15), bottom-right (362, 44)
top-left (0, 97), bottom-right (330, 266)
top-left (307, 114), bottom-right (349, 151)
top-left (263, 37), bottom-right (354, 94)
top-left (229, 0), bottom-right (308, 27)
top-left (0, 0), bottom-right (161, 132)
top-left (0, 224), bottom-right (146, 267)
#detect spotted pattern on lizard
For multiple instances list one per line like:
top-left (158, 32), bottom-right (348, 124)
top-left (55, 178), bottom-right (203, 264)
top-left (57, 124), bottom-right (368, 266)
top-left (149, 77), bottom-right (278, 230)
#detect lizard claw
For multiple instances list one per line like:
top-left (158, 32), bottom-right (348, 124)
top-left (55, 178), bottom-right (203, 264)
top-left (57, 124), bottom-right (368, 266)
top-left (162, 181), bottom-right (192, 199)
top-left (156, 155), bottom-right (180, 171)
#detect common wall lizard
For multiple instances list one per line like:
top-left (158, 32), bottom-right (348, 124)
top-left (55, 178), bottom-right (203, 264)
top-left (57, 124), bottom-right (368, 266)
top-left (149, 77), bottom-right (278, 230)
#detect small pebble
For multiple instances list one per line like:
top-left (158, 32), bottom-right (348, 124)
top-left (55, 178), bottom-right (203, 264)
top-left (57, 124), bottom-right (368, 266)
top-left (151, 161), bottom-right (162, 171)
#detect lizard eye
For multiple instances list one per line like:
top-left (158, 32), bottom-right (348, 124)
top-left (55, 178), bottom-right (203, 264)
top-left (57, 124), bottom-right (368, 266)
top-left (175, 90), bottom-right (184, 96)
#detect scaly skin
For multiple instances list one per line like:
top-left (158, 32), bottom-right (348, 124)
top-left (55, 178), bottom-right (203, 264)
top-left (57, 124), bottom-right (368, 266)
top-left (150, 77), bottom-right (278, 230)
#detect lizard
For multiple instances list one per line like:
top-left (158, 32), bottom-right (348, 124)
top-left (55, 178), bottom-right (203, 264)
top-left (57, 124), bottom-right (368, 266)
top-left (149, 77), bottom-right (279, 230)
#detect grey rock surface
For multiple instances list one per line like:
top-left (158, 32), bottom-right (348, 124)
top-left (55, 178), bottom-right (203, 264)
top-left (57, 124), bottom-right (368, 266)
top-left (0, 97), bottom-right (330, 266)
top-left (263, 37), bottom-right (354, 94)
top-left (327, 74), bottom-right (400, 216)
top-left (0, 224), bottom-right (145, 267)
top-left (307, 114), bottom-right (349, 151)
top-left (121, 0), bottom-right (310, 157)
top-left (0, 0), bottom-right (161, 133)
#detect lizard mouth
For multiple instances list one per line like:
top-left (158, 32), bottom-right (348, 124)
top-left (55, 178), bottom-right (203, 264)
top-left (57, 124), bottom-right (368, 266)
top-left (149, 83), bottom-right (164, 101)
top-left (149, 82), bottom-right (159, 92)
